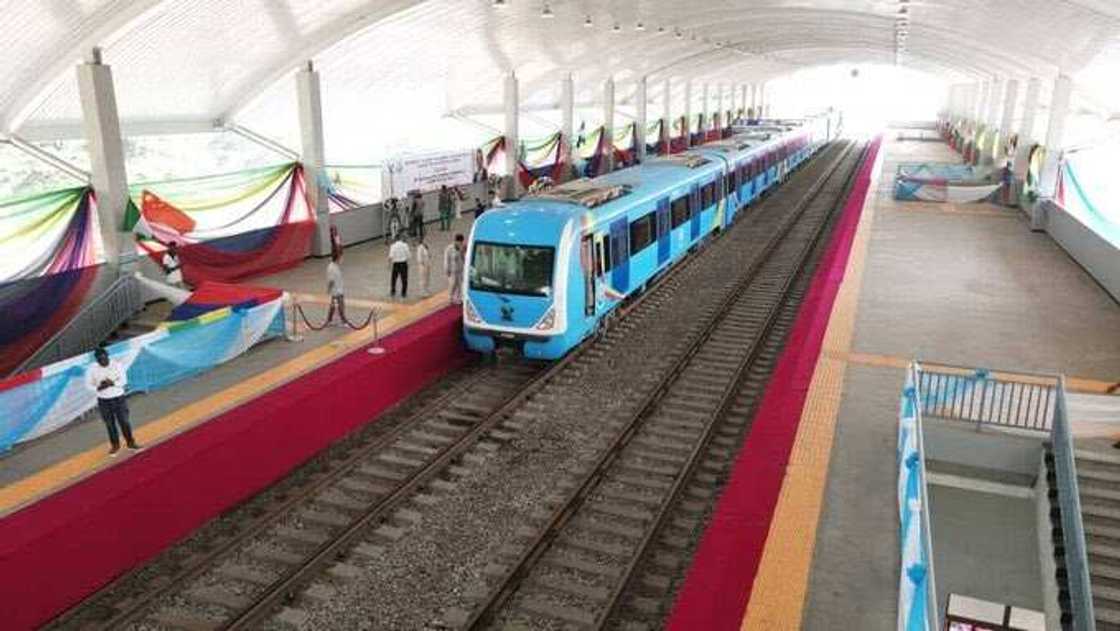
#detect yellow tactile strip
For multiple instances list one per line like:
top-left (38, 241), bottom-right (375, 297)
top-left (739, 148), bottom-right (1117, 628)
top-left (738, 156), bottom-right (879, 631)
top-left (0, 291), bottom-right (451, 517)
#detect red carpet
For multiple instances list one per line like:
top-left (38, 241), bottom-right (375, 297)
top-left (665, 138), bottom-right (883, 631)
top-left (0, 306), bottom-right (470, 630)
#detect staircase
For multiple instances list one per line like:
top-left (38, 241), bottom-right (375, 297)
top-left (1077, 449), bottom-right (1120, 630)
top-left (1043, 390), bottom-right (1120, 631)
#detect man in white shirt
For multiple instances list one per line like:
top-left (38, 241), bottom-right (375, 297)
top-left (444, 233), bottom-right (466, 305)
top-left (162, 241), bottom-right (185, 288)
top-left (388, 236), bottom-right (411, 299)
top-left (85, 347), bottom-right (140, 456)
top-left (326, 251), bottom-right (346, 325)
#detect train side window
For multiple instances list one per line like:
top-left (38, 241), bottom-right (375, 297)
top-left (701, 182), bottom-right (715, 207)
top-left (629, 213), bottom-right (654, 254)
top-left (602, 235), bottom-right (612, 272)
top-left (594, 239), bottom-right (604, 276)
top-left (670, 196), bottom-right (689, 228)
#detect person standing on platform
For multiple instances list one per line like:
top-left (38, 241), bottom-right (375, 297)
top-left (388, 235), bottom-right (411, 300)
top-left (162, 241), bottom-right (185, 289)
top-left (326, 251), bottom-right (346, 325)
top-left (489, 187), bottom-right (504, 209)
top-left (416, 238), bottom-right (432, 297)
top-left (444, 233), bottom-right (466, 305)
top-left (438, 185), bottom-right (453, 231)
top-left (474, 197), bottom-right (486, 220)
top-left (453, 185), bottom-right (466, 220)
top-left (410, 191), bottom-right (425, 240)
top-left (85, 347), bottom-right (140, 456)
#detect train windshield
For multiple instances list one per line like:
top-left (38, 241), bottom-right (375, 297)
top-left (469, 242), bottom-right (556, 298)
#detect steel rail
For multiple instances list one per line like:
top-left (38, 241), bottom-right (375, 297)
top-left (462, 140), bottom-right (861, 630)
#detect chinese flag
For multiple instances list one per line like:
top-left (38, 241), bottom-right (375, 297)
top-left (141, 190), bottom-right (196, 234)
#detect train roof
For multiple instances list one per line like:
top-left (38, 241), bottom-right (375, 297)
top-left (471, 123), bottom-right (810, 245)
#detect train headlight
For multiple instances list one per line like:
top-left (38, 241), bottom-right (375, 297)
top-left (534, 308), bottom-right (556, 331)
top-left (464, 298), bottom-right (482, 324)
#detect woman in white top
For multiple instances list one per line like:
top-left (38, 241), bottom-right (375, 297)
top-left (326, 252), bottom-right (346, 325)
top-left (416, 239), bottom-right (432, 297)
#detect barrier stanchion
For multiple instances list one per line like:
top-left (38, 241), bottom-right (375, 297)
top-left (367, 307), bottom-right (387, 355)
top-left (286, 297), bottom-right (304, 343)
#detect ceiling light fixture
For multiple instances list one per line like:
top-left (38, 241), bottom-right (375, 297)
top-left (541, 3), bottom-right (554, 18)
top-left (657, 25), bottom-right (666, 35)
top-left (635, 21), bottom-right (645, 31)
top-left (492, 0), bottom-right (507, 7)
top-left (584, 14), bottom-right (593, 27)
top-left (675, 28), bottom-right (683, 39)
top-left (612, 22), bottom-right (622, 33)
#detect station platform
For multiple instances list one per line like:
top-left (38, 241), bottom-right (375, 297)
top-left (0, 217), bottom-right (481, 629)
top-left (666, 136), bottom-right (1120, 630)
top-left (0, 216), bottom-right (475, 516)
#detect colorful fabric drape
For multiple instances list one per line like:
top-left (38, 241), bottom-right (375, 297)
top-left (132, 164), bottom-right (315, 285)
top-left (0, 290), bottom-right (285, 451)
top-left (323, 166), bottom-right (381, 211)
top-left (0, 188), bottom-right (101, 375)
top-left (897, 369), bottom-right (932, 631)
top-left (1057, 147), bottom-right (1120, 248)
top-left (893, 163), bottom-right (1000, 203)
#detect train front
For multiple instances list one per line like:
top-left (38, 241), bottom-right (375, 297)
top-left (462, 203), bottom-right (574, 360)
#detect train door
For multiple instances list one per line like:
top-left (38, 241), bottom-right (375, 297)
top-left (689, 184), bottom-right (701, 241)
top-left (656, 198), bottom-right (670, 266)
top-left (580, 234), bottom-right (595, 316)
top-left (609, 217), bottom-right (630, 294)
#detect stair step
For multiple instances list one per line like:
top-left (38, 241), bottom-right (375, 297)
top-left (1076, 449), bottom-right (1120, 466)
top-left (1086, 521), bottom-right (1120, 542)
top-left (1083, 502), bottom-right (1120, 522)
top-left (1079, 484), bottom-right (1120, 503)
top-left (1080, 466), bottom-right (1120, 486)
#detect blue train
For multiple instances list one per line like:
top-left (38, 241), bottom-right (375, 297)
top-left (462, 115), bottom-right (838, 360)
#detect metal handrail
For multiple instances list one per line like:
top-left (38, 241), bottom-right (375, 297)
top-left (11, 272), bottom-right (142, 376)
top-left (914, 363), bottom-right (1058, 432)
top-left (909, 362), bottom-right (941, 631)
top-left (1052, 377), bottom-right (1097, 631)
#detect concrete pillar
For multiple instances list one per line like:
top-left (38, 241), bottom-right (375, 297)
top-left (77, 47), bottom-right (131, 269)
top-left (684, 80), bottom-right (693, 148)
top-left (986, 77), bottom-right (1003, 130)
top-left (504, 72), bottom-right (520, 197)
top-left (750, 83), bottom-right (759, 119)
top-left (1013, 77), bottom-right (1041, 175)
top-left (715, 83), bottom-right (724, 132)
top-left (758, 82), bottom-right (767, 119)
top-left (975, 81), bottom-right (990, 128)
top-left (998, 79), bottom-right (1019, 159)
top-left (741, 84), bottom-right (748, 120)
top-left (561, 73), bottom-right (574, 176)
top-left (636, 76), bottom-right (648, 163)
top-left (1039, 74), bottom-right (1073, 198)
top-left (295, 62), bottom-right (331, 256)
top-left (701, 82), bottom-right (710, 134)
top-left (662, 78), bottom-right (672, 153)
top-left (604, 76), bottom-right (615, 172)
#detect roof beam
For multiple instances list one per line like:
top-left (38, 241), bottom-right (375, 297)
top-left (18, 117), bottom-right (220, 141)
top-left (3, 0), bottom-right (168, 134)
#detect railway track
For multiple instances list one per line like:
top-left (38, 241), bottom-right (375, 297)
top-left (48, 359), bottom-right (551, 630)
top-left (50, 140), bottom-right (856, 631)
top-left (458, 140), bottom-right (866, 630)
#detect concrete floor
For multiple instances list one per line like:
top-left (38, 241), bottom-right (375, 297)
top-left (0, 215), bottom-right (474, 488)
top-left (928, 485), bottom-right (1044, 612)
top-left (803, 137), bottom-right (1120, 628)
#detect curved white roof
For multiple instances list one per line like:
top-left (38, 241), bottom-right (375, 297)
top-left (2, 1), bottom-right (1118, 148)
